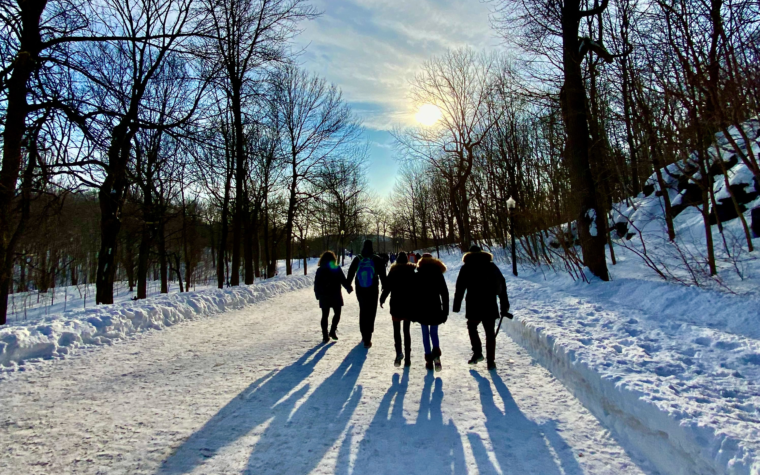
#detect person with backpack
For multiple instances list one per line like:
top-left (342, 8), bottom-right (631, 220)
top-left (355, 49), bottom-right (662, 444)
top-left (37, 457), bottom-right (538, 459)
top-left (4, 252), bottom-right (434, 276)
top-left (452, 246), bottom-right (510, 370)
top-left (347, 240), bottom-right (388, 348)
top-left (379, 251), bottom-right (416, 367)
top-left (416, 253), bottom-right (449, 371)
top-left (314, 251), bottom-right (353, 343)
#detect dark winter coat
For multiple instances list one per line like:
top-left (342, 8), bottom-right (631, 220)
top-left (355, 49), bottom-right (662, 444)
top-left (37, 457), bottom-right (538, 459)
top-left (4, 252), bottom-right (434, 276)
top-left (379, 263), bottom-right (417, 320)
top-left (314, 263), bottom-right (351, 309)
top-left (415, 256), bottom-right (449, 326)
top-left (453, 251), bottom-right (510, 320)
top-left (346, 253), bottom-right (388, 293)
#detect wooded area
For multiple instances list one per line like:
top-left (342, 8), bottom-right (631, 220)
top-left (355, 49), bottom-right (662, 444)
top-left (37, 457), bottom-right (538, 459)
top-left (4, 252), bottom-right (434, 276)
top-left (1, 0), bottom-right (759, 324)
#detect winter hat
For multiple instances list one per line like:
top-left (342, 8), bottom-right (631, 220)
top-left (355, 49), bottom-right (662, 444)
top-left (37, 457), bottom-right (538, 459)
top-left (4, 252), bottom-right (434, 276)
top-left (469, 245), bottom-right (482, 253)
top-left (422, 253), bottom-right (433, 258)
top-left (361, 239), bottom-right (374, 257)
top-left (397, 251), bottom-right (408, 264)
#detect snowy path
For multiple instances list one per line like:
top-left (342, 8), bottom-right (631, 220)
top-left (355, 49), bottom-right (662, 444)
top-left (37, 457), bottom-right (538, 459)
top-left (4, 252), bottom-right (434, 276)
top-left (0, 284), bottom-right (653, 474)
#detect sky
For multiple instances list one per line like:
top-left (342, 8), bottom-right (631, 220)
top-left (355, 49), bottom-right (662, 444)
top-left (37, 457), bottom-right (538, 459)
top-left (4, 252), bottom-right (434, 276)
top-left (293, 0), bottom-right (500, 198)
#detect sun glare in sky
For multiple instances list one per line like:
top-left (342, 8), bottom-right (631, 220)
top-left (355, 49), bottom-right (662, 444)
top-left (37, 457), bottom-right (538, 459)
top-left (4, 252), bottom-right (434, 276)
top-left (415, 103), bottom-right (442, 126)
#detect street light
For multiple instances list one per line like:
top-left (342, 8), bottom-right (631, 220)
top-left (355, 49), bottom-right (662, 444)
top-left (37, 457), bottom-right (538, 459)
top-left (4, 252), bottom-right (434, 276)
top-left (506, 196), bottom-right (517, 276)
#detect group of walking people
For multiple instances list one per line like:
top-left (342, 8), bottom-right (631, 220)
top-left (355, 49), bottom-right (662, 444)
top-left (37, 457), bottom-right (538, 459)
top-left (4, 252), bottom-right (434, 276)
top-left (314, 240), bottom-right (511, 371)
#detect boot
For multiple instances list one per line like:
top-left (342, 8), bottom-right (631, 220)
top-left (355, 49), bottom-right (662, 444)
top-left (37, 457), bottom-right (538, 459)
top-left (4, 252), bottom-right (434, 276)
top-left (432, 347), bottom-right (442, 372)
top-left (329, 329), bottom-right (339, 341)
top-left (468, 353), bottom-right (484, 365)
top-left (404, 349), bottom-right (411, 367)
top-left (322, 332), bottom-right (330, 344)
top-left (424, 353), bottom-right (434, 370)
top-left (394, 352), bottom-right (403, 367)
top-left (487, 360), bottom-right (497, 371)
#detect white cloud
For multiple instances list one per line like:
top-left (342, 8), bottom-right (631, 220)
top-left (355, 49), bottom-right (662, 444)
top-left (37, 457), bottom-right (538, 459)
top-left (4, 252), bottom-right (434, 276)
top-left (294, 0), bottom-right (498, 131)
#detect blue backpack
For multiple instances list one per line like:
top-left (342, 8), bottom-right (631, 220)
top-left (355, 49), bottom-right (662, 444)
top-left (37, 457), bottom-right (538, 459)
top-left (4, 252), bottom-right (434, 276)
top-left (356, 257), bottom-right (376, 288)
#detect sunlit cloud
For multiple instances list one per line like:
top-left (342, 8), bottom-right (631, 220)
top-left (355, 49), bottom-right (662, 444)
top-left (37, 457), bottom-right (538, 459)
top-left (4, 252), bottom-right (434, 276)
top-left (293, 0), bottom-right (498, 194)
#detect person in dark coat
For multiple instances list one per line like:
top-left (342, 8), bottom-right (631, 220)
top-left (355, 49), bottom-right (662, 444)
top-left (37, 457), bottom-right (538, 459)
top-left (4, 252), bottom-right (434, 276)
top-left (380, 252), bottom-right (416, 367)
top-left (452, 246), bottom-right (510, 370)
top-left (347, 240), bottom-right (388, 348)
top-left (314, 251), bottom-right (353, 343)
top-left (416, 253), bottom-right (449, 371)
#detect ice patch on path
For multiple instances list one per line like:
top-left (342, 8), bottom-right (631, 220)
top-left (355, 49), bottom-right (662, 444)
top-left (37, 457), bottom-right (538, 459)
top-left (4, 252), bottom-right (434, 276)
top-left (0, 275), bottom-right (314, 372)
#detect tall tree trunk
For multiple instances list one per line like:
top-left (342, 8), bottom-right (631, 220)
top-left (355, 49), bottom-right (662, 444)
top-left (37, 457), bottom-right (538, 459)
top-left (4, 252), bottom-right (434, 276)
top-left (0, 0), bottom-right (47, 324)
top-left (96, 123), bottom-right (133, 304)
top-left (158, 218), bottom-right (168, 293)
top-left (137, 189), bottom-right (153, 299)
top-left (560, 1), bottom-right (609, 281)
top-left (253, 216), bottom-right (261, 278)
top-left (230, 82), bottom-right (244, 287)
top-left (244, 207), bottom-right (254, 285)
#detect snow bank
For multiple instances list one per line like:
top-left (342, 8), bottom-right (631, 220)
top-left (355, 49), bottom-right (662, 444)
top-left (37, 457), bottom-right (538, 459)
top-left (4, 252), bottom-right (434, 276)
top-left (504, 313), bottom-right (758, 475)
top-left (501, 274), bottom-right (760, 475)
top-left (429, 250), bottom-right (759, 475)
top-left (0, 275), bottom-right (314, 371)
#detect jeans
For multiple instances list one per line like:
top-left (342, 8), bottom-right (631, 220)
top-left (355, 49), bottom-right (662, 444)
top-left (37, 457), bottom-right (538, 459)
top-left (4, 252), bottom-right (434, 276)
top-left (467, 318), bottom-right (496, 363)
top-left (393, 319), bottom-right (412, 356)
top-left (421, 324), bottom-right (439, 354)
top-left (321, 307), bottom-right (341, 337)
top-left (357, 288), bottom-right (379, 343)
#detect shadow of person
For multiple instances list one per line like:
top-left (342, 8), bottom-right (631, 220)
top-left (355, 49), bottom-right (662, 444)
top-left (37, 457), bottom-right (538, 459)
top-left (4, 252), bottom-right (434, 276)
top-left (244, 343), bottom-right (367, 474)
top-left (159, 343), bottom-right (332, 474)
top-left (347, 370), bottom-right (467, 474)
top-left (468, 370), bottom-right (584, 475)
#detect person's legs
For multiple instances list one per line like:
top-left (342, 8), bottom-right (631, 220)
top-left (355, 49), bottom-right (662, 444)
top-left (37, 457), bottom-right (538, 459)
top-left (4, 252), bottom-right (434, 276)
top-left (430, 325), bottom-right (440, 349)
top-left (330, 307), bottom-right (341, 337)
top-left (483, 318), bottom-right (496, 364)
top-left (321, 307), bottom-right (330, 340)
top-left (421, 324), bottom-right (432, 354)
top-left (393, 319), bottom-right (402, 355)
top-left (403, 319), bottom-right (412, 357)
top-left (365, 290), bottom-right (378, 342)
top-left (357, 291), bottom-right (368, 342)
top-left (467, 318), bottom-right (483, 356)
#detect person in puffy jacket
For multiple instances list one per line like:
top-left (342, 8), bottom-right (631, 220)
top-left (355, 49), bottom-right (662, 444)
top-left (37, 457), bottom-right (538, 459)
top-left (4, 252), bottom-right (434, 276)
top-left (314, 251), bottom-right (353, 343)
top-left (380, 251), bottom-right (416, 367)
top-left (416, 253), bottom-right (449, 371)
top-left (453, 246), bottom-right (510, 370)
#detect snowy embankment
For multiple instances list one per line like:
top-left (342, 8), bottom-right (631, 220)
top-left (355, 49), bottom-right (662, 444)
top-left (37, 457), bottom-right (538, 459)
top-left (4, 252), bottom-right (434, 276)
top-left (0, 273), bottom-right (315, 372)
top-left (431, 248), bottom-right (759, 475)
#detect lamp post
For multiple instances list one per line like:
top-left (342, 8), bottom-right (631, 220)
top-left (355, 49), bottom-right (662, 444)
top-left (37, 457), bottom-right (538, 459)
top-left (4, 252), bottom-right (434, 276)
top-left (506, 196), bottom-right (517, 276)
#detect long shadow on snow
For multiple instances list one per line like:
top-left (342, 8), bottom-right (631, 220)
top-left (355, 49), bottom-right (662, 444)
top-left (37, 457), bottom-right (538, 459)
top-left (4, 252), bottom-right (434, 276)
top-left (243, 343), bottom-right (366, 474)
top-left (343, 369), bottom-right (467, 474)
top-left (468, 370), bottom-right (585, 475)
top-left (159, 343), bottom-right (332, 474)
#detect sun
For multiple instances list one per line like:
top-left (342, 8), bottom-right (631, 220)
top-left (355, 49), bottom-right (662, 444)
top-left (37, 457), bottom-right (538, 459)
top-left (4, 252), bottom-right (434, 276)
top-left (415, 103), bottom-right (442, 126)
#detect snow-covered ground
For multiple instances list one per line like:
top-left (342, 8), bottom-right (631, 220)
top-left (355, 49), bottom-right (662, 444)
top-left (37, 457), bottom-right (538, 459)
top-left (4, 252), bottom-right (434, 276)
top-left (0, 259), bottom-right (320, 370)
top-left (0, 279), bottom-right (652, 475)
top-left (1, 246), bottom-right (757, 474)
